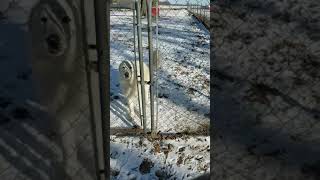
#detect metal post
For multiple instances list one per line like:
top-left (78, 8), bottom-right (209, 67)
top-left (133, 1), bottom-right (143, 127)
top-left (136, 0), bottom-right (148, 133)
top-left (155, 0), bottom-right (159, 131)
top-left (93, 0), bottom-right (109, 178)
top-left (147, 0), bottom-right (155, 134)
top-left (80, 1), bottom-right (101, 179)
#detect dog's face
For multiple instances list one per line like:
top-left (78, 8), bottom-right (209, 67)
top-left (119, 61), bottom-right (133, 80)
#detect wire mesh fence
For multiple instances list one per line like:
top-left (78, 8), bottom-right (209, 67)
top-left (212, 0), bottom-right (320, 179)
top-left (110, 0), bottom-right (210, 135)
top-left (188, 2), bottom-right (210, 27)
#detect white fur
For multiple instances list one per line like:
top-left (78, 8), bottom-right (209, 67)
top-left (119, 60), bottom-right (150, 119)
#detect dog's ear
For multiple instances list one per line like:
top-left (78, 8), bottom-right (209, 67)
top-left (119, 62), bottom-right (124, 72)
top-left (126, 61), bottom-right (133, 70)
top-left (119, 61), bottom-right (129, 70)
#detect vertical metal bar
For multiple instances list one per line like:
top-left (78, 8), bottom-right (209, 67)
top-left (133, 1), bottom-right (143, 127)
top-left (93, 0), bottom-right (109, 178)
top-left (136, 0), bottom-right (148, 133)
top-left (147, 0), bottom-right (155, 133)
top-left (80, 1), bottom-right (101, 179)
top-left (155, 0), bottom-right (159, 131)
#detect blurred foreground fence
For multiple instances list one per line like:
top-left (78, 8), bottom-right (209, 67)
top-left (212, 0), bottom-right (320, 179)
top-left (0, 0), bottom-right (109, 179)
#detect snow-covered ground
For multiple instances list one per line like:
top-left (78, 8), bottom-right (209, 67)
top-left (110, 135), bottom-right (210, 180)
top-left (110, 9), bottom-right (210, 133)
top-left (110, 8), bottom-right (210, 179)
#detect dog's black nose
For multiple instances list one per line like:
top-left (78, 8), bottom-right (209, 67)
top-left (124, 72), bottom-right (129, 78)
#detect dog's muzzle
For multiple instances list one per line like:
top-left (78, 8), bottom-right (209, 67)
top-left (124, 72), bottom-right (130, 79)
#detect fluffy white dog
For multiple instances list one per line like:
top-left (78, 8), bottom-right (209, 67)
top-left (119, 60), bottom-right (150, 120)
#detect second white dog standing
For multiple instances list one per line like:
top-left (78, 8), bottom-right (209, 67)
top-left (119, 60), bottom-right (150, 120)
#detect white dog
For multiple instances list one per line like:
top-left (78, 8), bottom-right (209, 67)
top-left (119, 60), bottom-right (150, 120)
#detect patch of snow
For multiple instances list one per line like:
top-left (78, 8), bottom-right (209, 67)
top-left (110, 135), bottom-right (210, 179)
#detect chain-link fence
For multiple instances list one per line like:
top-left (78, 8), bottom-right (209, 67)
top-left (110, 0), bottom-right (210, 135)
top-left (188, 2), bottom-right (209, 27)
top-left (212, 0), bottom-right (320, 179)
top-left (0, 0), bottom-right (100, 179)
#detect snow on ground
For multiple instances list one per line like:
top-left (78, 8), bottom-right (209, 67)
top-left (110, 8), bottom-right (210, 133)
top-left (110, 135), bottom-right (210, 180)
